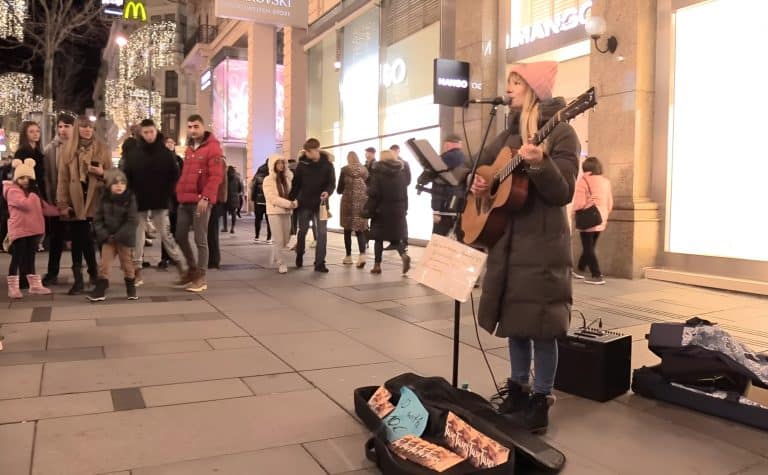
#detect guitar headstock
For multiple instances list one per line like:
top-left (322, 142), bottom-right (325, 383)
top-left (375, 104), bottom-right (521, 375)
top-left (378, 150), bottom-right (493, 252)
top-left (558, 87), bottom-right (597, 123)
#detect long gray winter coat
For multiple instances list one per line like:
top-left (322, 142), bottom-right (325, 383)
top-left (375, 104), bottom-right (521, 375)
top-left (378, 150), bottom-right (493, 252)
top-left (477, 98), bottom-right (580, 339)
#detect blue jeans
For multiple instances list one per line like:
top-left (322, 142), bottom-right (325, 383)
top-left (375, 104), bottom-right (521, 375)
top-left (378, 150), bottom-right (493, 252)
top-left (508, 337), bottom-right (559, 395)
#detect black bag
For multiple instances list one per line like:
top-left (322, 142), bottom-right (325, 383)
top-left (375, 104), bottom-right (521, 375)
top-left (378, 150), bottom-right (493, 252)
top-left (574, 176), bottom-right (602, 230)
top-left (361, 197), bottom-right (376, 219)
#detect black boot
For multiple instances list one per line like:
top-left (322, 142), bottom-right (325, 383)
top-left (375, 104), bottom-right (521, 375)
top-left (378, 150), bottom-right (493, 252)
top-left (68, 269), bottom-right (85, 295)
top-left (504, 393), bottom-right (551, 434)
top-left (87, 279), bottom-right (109, 302)
top-left (125, 278), bottom-right (138, 300)
top-left (295, 254), bottom-right (303, 268)
top-left (42, 274), bottom-right (58, 286)
top-left (494, 380), bottom-right (530, 415)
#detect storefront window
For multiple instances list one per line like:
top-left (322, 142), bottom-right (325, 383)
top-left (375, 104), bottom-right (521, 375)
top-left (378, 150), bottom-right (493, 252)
top-left (308, 34), bottom-right (341, 149)
top-left (380, 21), bottom-right (440, 137)
top-left (667, 0), bottom-right (768, 261)
top-left (212, 58), bottom-right (249, 142)
top-left (340, 7), bottom-right (379, 143)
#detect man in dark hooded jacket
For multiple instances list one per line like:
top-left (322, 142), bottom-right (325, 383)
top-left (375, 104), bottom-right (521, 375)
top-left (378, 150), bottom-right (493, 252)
top-left (122, 119), bottom-right (186, 286)
top-left (290, 138), bottom-right (335, 273)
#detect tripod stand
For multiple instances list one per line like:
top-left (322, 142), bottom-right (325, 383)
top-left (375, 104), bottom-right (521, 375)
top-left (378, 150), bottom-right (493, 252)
top-left (449, 103), bottom-right (502, 388)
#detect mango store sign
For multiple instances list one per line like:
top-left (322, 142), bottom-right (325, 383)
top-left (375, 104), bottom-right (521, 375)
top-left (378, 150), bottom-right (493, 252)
top-left (506, 0), bottom-right (592, 49)
top-left (215, 0), bottom-right (307, 28)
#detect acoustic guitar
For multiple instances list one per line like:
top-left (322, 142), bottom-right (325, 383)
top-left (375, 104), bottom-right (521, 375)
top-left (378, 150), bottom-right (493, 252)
top-left (461, 87), bottom-right (597, 247)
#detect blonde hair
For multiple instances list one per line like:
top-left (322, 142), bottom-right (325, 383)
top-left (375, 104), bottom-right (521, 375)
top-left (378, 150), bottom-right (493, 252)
top-left (347, 151), bottom-right (361, 167)
top-left (380, 150), bottom-right (396, 162)
top-left (509, 72), bottom-right (541, 147)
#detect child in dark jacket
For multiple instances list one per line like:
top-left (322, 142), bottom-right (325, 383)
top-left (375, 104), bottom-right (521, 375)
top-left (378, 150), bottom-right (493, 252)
top-left (89, 170), bottom-right (139, 301)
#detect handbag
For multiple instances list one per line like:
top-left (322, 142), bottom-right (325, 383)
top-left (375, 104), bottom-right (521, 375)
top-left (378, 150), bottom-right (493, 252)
top-left (319, 199), bottom-right (331, 221)
top-left (361, 197), bottom-right (376, 219)
top-left (574, 176), bottom-right (602, 230)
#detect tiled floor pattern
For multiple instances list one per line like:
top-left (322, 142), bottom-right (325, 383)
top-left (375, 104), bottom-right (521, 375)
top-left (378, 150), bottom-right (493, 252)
top-left (0, 220), bottom-right (767, 474)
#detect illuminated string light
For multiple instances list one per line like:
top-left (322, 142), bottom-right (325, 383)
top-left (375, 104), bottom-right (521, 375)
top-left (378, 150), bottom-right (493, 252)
top-left (107, 21), bottom-right (176, 132)
top-left (0, 0), bottom-right (25, 40)
top-left (0, 72), bottom-right (33, 115)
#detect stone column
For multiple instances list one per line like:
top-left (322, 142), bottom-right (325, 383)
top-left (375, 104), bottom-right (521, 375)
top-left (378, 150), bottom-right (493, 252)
top-left (587, 0), bottom-right (660, 278)
top-left (449, 0), bottom-right (500, 147)
top-left (247, 23), bottom-right (277, 178)
top-left (284, 27), bottom-right (308, 161)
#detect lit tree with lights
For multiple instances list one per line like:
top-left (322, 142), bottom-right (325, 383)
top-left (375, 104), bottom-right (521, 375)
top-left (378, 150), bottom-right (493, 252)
top-left (106, 21), bottom-right (176, 132)
top-left (0, 0), bottom-right (105, 138)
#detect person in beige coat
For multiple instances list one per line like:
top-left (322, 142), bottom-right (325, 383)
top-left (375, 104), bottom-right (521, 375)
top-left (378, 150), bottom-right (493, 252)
top-left (56, 115), bottom-right (112, 294)
top-left (262, 153), bottom-right (297, 274)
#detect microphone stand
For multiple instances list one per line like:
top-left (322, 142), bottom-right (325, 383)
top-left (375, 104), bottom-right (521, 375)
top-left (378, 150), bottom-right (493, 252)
top-left (449, 102), bottom-right (502, 388)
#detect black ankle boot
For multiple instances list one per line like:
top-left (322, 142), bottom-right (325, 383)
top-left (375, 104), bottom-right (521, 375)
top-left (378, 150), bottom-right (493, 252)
top-left (125, 278), bottom-right (138, 300)
top-left (87, 279), bottom-right (109, 302)
top-left (504, 393), bottom-right (551, 434)
top-left (68, 269), bottom-right (84, 295)
top-left (495, 380), bottom-right (530, 415)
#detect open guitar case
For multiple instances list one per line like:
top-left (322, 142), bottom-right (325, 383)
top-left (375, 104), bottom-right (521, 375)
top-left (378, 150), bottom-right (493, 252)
top-left (631, 318), bottom-right (768, 431)
top-left (354, 373), bottom-right (566, 474)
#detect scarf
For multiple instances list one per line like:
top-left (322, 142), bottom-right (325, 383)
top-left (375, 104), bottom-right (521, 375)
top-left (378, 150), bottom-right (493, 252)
top-left (77, 138), bottom-right (95, 185)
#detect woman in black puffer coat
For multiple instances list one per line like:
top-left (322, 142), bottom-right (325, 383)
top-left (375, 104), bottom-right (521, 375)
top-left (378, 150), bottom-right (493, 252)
top-left (223, 166), bottom-right (243, 233)
top-left (366, 150), bottom-right (410, 275)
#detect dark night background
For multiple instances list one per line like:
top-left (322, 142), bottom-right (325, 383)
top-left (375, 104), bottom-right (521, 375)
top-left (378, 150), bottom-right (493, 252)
top-left (0, 2), bottom-right (109, 113)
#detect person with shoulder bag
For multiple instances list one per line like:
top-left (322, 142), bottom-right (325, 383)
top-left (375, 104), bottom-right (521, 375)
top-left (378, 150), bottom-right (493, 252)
top-left (572, 156), bottom-right (613, 285)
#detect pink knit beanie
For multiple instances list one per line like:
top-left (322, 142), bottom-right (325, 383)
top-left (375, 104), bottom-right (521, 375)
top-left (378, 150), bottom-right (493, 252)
top-left (508, 61), bottom-right (558, 101)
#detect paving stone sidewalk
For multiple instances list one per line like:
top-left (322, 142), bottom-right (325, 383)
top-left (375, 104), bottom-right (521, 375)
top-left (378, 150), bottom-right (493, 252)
top-left (1, 221), bottom-right (767, 474)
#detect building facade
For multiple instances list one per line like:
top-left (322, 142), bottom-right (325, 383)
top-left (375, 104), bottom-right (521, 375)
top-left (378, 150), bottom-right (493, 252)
top-left (304, 0), bottom-right (768, 293)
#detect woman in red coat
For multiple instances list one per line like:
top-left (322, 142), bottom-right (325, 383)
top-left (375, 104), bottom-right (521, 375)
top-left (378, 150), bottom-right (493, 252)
top-left (572, 156), bottom-right (613, 284)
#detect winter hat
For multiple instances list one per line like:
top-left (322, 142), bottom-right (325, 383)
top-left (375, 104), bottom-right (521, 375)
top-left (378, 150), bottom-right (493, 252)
top-left (104, 169), bottom-right (127, 188)
top-left (508, 61), bottom-right (558, 101)
top-left (12, 158), bottom-right (36, 181)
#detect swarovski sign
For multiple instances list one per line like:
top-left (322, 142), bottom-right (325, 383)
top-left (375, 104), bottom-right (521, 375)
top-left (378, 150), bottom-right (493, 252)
top-left (215, 0), bottom-right (307, 28)
top-left (507, 0), bottom-right (592, 49)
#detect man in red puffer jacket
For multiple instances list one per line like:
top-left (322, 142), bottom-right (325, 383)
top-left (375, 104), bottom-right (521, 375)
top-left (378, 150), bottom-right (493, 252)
top-left (174, 114), bottom-right (224, 292)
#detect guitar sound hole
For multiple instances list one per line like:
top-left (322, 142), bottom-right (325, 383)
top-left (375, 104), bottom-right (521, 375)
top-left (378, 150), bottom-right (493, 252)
top-left (490, 178), bottom-right (500, 197)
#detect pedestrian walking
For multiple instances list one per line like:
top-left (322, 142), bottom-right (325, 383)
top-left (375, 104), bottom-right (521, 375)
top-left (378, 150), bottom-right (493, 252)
top-left (572, 156), bottom-right (613, 285)
top-left (262, 154), bottom-right (297, 274)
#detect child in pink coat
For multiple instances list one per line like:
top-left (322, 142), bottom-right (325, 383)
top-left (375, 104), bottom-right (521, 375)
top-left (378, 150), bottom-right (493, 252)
top-left (572, 156), bottom-right (613, 284)
top-left (3, 158), bottom-right (59, 298)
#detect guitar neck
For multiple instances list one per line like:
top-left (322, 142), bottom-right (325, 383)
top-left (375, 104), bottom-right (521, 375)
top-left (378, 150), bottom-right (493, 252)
top-left (496, 115), bottom-right (560, 183)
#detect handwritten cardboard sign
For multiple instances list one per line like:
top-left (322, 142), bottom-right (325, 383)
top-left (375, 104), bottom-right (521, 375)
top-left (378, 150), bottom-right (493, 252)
top-left (411, 234), bottom-right (487, 302)
top-left (382, 387), bottom-right (429, 442)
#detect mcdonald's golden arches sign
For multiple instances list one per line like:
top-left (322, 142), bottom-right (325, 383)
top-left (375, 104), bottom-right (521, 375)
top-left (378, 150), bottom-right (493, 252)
top-left (123, 0), bottom-right (147, 21)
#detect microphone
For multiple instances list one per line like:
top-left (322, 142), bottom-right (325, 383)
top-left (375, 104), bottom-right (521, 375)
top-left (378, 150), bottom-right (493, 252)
top-left (468, 96), bottom-right (510, 105)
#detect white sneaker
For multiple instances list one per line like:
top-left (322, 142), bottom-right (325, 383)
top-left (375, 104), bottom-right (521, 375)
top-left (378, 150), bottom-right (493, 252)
top-left (265, 239), bottom-right (273, 245)
top-left (287, 235), bottom-right (297, 250)
top-left (572, 270), bottom-right (585, 279)
top-left (309, 239), bottom-right (316, 249)
top-left (356, 254), bottom-right (367, 269)
top-left (343, 256), bottom-right (353, 265)
top-left (278, 264), bottom-right (288, 274)
top-left (253, 236), bottom-right (260, 243)
top-left (585, 275), bottom-right (606, 285)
